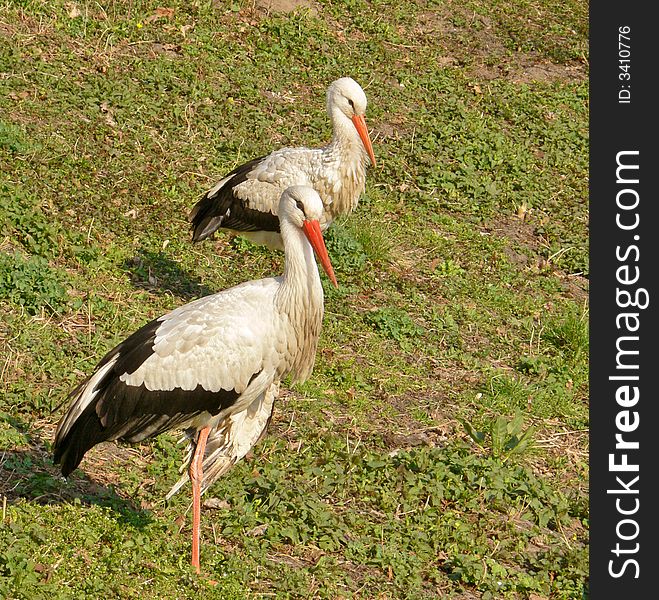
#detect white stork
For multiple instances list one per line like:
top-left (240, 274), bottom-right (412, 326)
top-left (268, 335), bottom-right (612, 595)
top-left (190, 77), bottom-right (377, 249)
top-left (52, 186), bottom-right (337, 575)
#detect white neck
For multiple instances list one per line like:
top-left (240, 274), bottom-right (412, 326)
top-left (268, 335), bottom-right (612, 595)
top-left (327, 108), bottom-right (369, 168)
top-left (279, 218), bottom-right (321, 296)
top-left (276, 216), bottom-right (325, 382)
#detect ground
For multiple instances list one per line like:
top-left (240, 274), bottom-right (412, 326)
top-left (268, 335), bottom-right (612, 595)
top-left (1, 1), bottom-right (588, 598)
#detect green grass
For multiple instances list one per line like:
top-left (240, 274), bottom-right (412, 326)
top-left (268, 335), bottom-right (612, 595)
top-left (1, 0), bottom-right (588, 598)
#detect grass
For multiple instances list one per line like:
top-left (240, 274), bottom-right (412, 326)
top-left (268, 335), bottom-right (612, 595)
top-left (1, 0), bottom-right (588, 597)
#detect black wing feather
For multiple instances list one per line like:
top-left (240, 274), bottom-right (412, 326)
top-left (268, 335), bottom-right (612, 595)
top-left (190, 156), bottom-right (281, 241)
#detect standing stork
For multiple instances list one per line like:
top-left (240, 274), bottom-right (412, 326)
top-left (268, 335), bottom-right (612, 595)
top-left (190, 77), bottom-right (377, 249)
top-left (52, 186), bottom-right (337, 574)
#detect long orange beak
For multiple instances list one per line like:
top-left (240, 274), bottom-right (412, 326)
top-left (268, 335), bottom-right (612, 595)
top-left (351, 114), bottom-right (377, 167)
top-left (302, 220), bottom-right (338, 288)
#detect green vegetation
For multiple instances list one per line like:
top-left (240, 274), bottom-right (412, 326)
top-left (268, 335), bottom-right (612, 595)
top-left (1, 0), bottom-right (588, 597)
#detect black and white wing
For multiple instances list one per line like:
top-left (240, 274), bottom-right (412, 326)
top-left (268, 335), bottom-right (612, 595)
top-left (53, 281), bottom-right (280, 477)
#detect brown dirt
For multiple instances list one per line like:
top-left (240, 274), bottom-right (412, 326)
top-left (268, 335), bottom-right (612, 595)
top-left (254, 0), bottom-right (318, 15)
top-left (482, 213), bottom-right (588, 302)
top-left (412, 3), bottom-right (587, 84)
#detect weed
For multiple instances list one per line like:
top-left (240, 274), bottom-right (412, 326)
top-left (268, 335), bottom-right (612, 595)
top-left (435, 258), bottom-right (465, 278)
top-left (461, 411), bottom-right (536, 460)
top-left (0, 120), bottom-right (32, 155)
top-left (324, 222), bottom-right (368, 274)
top-left (0, 252), bottom-right (69, 315)
top-left (364, 307), bottom-right (424, 348)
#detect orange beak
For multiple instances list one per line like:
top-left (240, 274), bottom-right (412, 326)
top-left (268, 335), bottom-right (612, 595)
top-left (302, 219), bottom-right (338, 288)
top-left (351, 114), bottom-right (377, 167)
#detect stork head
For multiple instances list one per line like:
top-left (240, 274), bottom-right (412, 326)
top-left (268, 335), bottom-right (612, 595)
top-left (326, 77), bottom-right (376, 167)
top-left (280, 186), bottom-right (338, 288)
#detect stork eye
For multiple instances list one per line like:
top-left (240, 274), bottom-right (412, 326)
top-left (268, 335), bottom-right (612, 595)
top-left (347, 98), bottom-right (355, 109)
top-left (295, 199), bottom-right (305, 214)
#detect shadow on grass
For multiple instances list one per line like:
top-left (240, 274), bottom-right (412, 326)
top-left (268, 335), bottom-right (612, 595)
top-left (1, 415), bottom-right (153, 528)
top-left (1, 449), bottom-right (153, 528)
top-left (122, 247), bottom-right (216, 300)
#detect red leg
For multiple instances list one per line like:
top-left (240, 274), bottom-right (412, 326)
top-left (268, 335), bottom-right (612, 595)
top-left (189, 426), bottom-right (210, 574)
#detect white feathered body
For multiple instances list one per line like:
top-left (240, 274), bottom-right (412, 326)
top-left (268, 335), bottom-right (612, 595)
top-left (197, 142), bottom-right (369, 249)
top-left (237, 142), bottom-right (368, 224)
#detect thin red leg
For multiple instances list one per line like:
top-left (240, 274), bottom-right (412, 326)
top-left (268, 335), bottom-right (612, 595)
top-left (189, 426), bottom-right (210, 574)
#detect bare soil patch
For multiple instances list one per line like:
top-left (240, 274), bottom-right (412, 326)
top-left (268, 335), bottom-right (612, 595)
top-left (483, 213), bottom-right (588, 301)
top-left (413, 4), bottom-right (587, 84)
top-left (254, 0), bottom-right (318, 16)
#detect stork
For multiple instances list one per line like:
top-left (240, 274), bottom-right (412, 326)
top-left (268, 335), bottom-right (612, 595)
top-left (52, 186), bottom-right (337, 575)
top-left (190, 77), bottom-right (377, 249)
